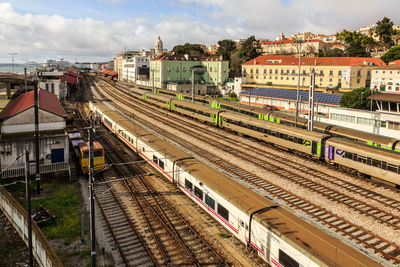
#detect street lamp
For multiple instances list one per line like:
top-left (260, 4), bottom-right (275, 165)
top-left (9, 52), bottom-right (18, 73)
top-left (295, 40), bottom-right (304, 127)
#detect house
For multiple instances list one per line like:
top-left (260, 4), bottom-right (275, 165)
top-left (0, 89), bottom-right (69, 179)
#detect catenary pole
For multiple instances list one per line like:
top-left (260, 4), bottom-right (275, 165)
top-left (25, 151), bottom-right (33, 267)
top-left (34, 81), bottom-right (40, 195)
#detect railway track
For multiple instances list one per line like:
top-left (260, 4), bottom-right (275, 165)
top-left (76, 85), bottom-right (229, 266)
top-left (92, 76), bottom-right (400, 265)
top-left (97, 127), bottom-right (228, 266)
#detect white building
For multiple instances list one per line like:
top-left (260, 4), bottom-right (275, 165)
top-left (37, 71), bottom-right (64, 100)
top-left (121, 56), bottom-right (150, 83)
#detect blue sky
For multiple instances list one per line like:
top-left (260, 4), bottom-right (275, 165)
top-left (1, 0), bottom-right (400, 62)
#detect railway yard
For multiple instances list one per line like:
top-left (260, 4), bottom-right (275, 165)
top-left (68, 74), bottom-right (400, 266)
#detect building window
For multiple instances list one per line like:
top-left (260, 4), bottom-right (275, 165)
top-left (256, 69), bottom-right (259, 74)
top-left (275, 69), bottom-right (278, 74)
top-left (329, 70), bottom-right (333, 75)
top-left (320, 78), bottom-right (323, 82)
top-left (269, 69), bottom-right (272, 74)
top-left (320, 70), bottom-right (324, 75)
top-left (338, 70), bottom-right (342, 76)
top-left (367, 70), bottom-right (371, 76)
top-left (167, 66), bottom-right (171, 72)
top-left (357, 79), bottom-right (360, 83)
top-left (51, 83), bottom-right (55, 93)
top-left (357, 70), bottom-right (361, 76)
top-left (45, 83), bottom-right (49, 91)
top-left (263, 69), bottom-right (266, 74)
top-left (292, 69), bottom-right (295, 74)
top-left (303, 70), bottom-right (306, 75)
top-left (250, 69), bottom-right (253, 74)
top-left (329, 78), bottom-right (332, 82)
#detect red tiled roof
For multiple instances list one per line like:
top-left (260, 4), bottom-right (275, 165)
top-left (101, 70), bottom-right (118, 76)
top-left (61, 71), bottom-right (83, 85)
top-left (389, 60), bottom-right (400, 65)
top-left (243, 55), bottom-right (386, 67)
top-left (0, 89), bottom-right (67, 120)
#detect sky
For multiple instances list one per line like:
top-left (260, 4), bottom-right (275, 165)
top-left (1, 0), bottom-right (400, 63)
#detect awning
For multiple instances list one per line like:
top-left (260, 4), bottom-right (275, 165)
top-left (368, 93), bottom-right (400, 102)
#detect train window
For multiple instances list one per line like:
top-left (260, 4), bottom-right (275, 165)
top-left (94, 150), bottom-right (103, 157)
top-left (367, 157), bottom-right (372, 165)
top-left (387, 163), bottom-right (397, 173)
top-left (83, 152), bottom-right (89, 159)
top-left (205, 195), bottom-right (215, 210)
top-left (297, 138), bottom-right (304, 144)
top-left (357, 155), bottom-right (367, 164)
top-left (372, 159), bottom-right (381, 168)
top-left (159, 159), bottom-right (164, 170)
top-left (381, 162), bottom-right (387, 170)
top-left (153, 155), bottom-right (158, 164)
top-left (194, 186), bottom-right (203, 200)
top-left (344, 151), bottom-right (353, 160)
top-left (279, 250), bottom-right (299, 267)
top-left (185, 179), bottom-right (193, 191)
top-left (218, 204), bottom-right (229, 221)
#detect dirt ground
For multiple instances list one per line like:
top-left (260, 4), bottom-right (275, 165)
top-left (0, 210), bottom-right (39, 267)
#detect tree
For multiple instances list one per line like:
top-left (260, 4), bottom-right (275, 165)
top-left (216, 39), bottom-right (236, 60)
top-left (380, 46), bottom-right (400, 63)
top-left (374, 17), bottom-right (395, 48)
top-left (336, 30), bottom-right (375, 57)
top-left (319, 48), bottom-right (346, 57)
top-left (239, 36), bottom-right (262, 62)
top-left (172, 43), bottom-right (205, 56)
top-left (340, 87), bottom-right (375, 110)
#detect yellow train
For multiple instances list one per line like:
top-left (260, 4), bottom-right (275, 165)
top-left (67, 129), bottom-right (105, 174)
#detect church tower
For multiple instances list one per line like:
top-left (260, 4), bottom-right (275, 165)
top-left (155, 36), bottom-right (164, 56)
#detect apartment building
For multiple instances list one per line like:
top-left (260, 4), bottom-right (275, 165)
top-left (242, 55), bottom-right (386, 91)
top-left (260, 39), bottom-right (334, 57)
top-left (121, 56), bottom-right (150, 83)
top-left (150, 54), bottom-right (229, 93)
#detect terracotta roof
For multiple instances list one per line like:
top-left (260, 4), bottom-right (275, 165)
top-left (151, 54), bottom-right (225, 62)
top-left (61, 71), bottom-right (83, 85)
top-left (243, 55), bottom-right (386, 67)
top-left (368, 93), bottom-right (400, 102)
top-left (101, 70), bottom-right (118, 76)
top-left (0, 89), bottom-right (67, 120)
top-left (389, 60), bottom-right (400, 65)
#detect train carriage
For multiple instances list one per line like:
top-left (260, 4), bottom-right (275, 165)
top-left (325, 138), bottom-right (400, 186)
top-left (222, 112), bottom-right (328, 158)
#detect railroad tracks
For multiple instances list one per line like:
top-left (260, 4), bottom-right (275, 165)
top-left (97, 125), bottom-right (228, 266)
top-left (75, 94), bottom-right (228, 265)
top-left (93, 77), bottom-right (400, 265)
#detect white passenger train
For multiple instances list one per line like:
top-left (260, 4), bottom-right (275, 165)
top-left (90, 101), bottom-right (382, 267)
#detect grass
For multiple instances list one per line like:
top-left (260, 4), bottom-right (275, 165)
top-left (31, 183), bottom-right (81, 242)
top-left (6, 177), bottom-right (81, 243)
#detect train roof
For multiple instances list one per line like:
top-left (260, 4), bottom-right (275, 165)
top-left (79, 141), bottom-right (103, 151)
top-left (92, 101), bottom-right (381, 266)
top-left (223, 111), bottom-right (328, 140)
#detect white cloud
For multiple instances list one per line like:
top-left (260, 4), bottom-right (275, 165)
top-left (1, 1), bottom-right (400, 62)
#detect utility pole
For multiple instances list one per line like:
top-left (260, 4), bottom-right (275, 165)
top-left (308, 70), bottom-right (316, 131)
top-left (25, 151), bottom-right (33, 267)
top-left (152, 68), bottom-right (155, 94)
top-left (24, 67), bottom-right (28, 93)
top-left (86, 113), bottom-right (96, 267)
top-left (191, 67), bottom-right (195, 102)
top-left (9, 52), bottom-right (17, 73)
top-left (295, 40), bottom-right (304, 127)
top-left (34, 81), bottom-right (40, 196)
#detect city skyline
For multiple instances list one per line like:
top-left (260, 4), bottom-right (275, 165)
top-left (1, 0), bottom-right (400, 62)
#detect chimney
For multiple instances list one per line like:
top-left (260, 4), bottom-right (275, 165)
top-left (184, 54), bottom-right (189, 60)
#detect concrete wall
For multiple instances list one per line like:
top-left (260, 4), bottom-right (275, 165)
top-left (0, 133), bottom-right (69, 170)
top-left (1, 108), bottom-right (65, 134)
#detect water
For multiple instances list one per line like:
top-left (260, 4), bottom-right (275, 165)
top-left (0, 66), bottom-right (36, 74)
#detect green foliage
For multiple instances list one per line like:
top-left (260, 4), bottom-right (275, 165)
top-left (31, 183), bottom-right (81, 241)
top-left (318, 48), bottom-right (346, 57)
top-left (374, 17), bottom-right (395, 48)
top-left (216, 39), bottom-right (236, 61)
top-left (340, 87), bottom-right (375, 110)
top-left (219, 232), bottom-right (230, 238)
top-left (239, 36), bottom-right (262, 62)
top-left (172, 43), bottom-right (205, 56)
top-left (380, 46), bottom-right (400, 63)
top-left (336, 30), bottom-right (375, 57)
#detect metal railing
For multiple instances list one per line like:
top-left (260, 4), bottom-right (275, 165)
top-left (1, 162), bottom-right (70, 179)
